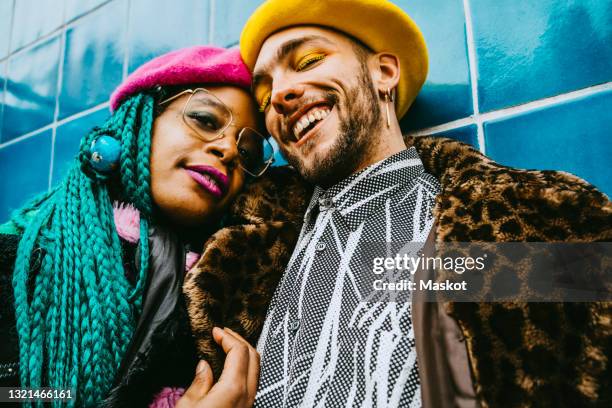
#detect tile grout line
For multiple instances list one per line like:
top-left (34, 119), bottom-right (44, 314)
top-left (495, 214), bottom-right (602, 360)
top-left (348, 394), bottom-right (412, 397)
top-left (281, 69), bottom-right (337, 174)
top-left (0, 0), bottom-right (16, 143)
top-left (123, 0), bottom-right (132, 80)
top-left (406, 117), bottom-right (476, 137)
top-left (55, 101), bottom-right (110, 127)
top-left (6, 0), bottom-right (15, 56)
top-left (0, 0), bottom-right (15, 66)
top-left (48, 5), bottom-right (68, 191)
top-left (209, 0), bottom-right (215, 44)
top-left (406, 80), bottom-right (612, 137)
top-left (0, 124), bottom-right (54, 148)
top-left (0, 102), bottom-right (110, 150)
top-left (479, 81), bottom-right (612, 122)
top-left (462, 0), bottom-right (484, 153)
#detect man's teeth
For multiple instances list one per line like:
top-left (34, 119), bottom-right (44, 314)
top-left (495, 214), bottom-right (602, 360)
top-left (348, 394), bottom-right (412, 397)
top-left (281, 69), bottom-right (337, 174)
top-left (293, 108), bottom-right (331, 139)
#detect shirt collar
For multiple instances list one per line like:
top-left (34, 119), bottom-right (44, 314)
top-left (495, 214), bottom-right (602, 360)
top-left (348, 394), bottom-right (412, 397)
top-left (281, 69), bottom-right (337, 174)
top-left (304, 147), bottom-right (426, 230)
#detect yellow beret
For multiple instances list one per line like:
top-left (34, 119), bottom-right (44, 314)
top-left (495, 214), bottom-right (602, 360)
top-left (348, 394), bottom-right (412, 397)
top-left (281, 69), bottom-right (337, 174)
top-left (240, 0), bottom-right (428, 119)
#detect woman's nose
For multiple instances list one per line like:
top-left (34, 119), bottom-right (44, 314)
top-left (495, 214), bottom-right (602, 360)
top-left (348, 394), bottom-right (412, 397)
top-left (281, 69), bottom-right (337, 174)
top-left (204, 130), bottom-right (239, 165)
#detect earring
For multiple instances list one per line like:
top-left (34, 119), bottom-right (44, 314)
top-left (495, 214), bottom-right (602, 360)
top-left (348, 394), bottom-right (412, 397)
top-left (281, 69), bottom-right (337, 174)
top-left (384, 88), bottom-right (394, 128)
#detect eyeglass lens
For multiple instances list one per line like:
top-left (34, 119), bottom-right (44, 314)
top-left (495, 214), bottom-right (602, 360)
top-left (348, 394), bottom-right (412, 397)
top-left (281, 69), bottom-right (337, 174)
top-left (183, 91), bottom-right (233, 140)
top-left (238, 128), bottom-right (275, 176)
top-left (184, 90), bottom-right (274, 176)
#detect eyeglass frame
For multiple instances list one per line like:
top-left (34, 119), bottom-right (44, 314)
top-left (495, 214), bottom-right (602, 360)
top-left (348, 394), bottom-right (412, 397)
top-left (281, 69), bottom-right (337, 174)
top-left (158, 87), bottom-right (274, 177)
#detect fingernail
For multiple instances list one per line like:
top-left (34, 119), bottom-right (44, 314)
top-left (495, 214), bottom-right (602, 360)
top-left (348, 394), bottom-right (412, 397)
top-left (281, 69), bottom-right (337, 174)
top-left (196, 360), bottom-right (209, 375)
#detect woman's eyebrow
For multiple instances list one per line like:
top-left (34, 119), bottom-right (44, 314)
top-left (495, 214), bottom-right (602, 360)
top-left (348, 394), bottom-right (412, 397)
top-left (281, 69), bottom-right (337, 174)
top-left (252, 35), bottom-right (333, 91)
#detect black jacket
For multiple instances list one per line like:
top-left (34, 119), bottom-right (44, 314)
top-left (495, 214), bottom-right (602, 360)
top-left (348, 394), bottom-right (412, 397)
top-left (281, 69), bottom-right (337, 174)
top-left (0, 224), bottom-right (199, 407)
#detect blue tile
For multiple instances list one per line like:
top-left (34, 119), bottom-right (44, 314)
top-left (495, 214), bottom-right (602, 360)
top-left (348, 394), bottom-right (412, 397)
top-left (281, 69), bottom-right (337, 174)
top-left (484, 90), bottom-right (612, 197)
top-left (0, 130), bottom-right (52, 223)
top-left (430, 124), bottom-right (479, 149)
top-left (64, 0), bottom-right (108, 22)
top-left (128, 0), bottom-right (209, 72)
top-left (0, 62), bottom-right (5, 141)
top-left (396, 0), bottom-right (473, 131)
top-left (0, 0), bottom-right (13, 58)
top-left (10, 0), bottom-right (64, 51)
top-left (269, 138), bottom-right (287, 167)
top-left (213, 0), bottom-right (262, 47)
top-left (52, 108), bottom-right (109, 185)
top-left (471, 0), bottom-right (612, 112)
top-left (59, 0), bottom-right (126, 120)
top-left (2, 35), bottom-right (60, 142)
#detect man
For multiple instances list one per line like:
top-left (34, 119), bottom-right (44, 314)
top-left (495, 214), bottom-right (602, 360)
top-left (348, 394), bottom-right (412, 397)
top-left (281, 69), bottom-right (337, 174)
top-left (233, 0), bottom-right (611, 407)
top-left (240, 0), bottom-right (612, 406)
top-left (241, 1), bottom-right (437, 407)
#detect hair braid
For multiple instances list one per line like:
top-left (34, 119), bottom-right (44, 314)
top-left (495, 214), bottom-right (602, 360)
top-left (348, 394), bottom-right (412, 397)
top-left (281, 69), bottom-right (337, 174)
top-left (135, 97), bottom-right (154, 215)
top-left (53, 174), bottom-right (77, 391)
top-left (97, 189), bottom-right (133, 364)
top-left (79, 179), bottom-right (107, 406)
top-left (119, 94), bottom-right (143, 204)
top-left (46, 185), bottom-right (68, 387)
top-left (129, 95), bottom-right (154, 303)
top-left (11, 93), bottom-right (156, 407)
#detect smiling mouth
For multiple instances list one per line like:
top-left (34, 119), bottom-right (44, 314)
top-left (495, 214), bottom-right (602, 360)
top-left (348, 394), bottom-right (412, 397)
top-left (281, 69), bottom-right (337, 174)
top-left (291, 104), bottom-right (333, 143)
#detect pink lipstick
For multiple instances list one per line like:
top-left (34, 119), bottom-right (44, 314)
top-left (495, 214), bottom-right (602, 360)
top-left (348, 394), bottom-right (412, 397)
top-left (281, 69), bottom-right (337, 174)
top-left (185, 165), bottom-right (229, 198)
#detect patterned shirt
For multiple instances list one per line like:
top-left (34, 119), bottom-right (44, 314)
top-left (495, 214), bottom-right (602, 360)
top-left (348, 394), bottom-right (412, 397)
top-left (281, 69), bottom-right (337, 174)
top-left (255, 148), bottom-right (440, 407)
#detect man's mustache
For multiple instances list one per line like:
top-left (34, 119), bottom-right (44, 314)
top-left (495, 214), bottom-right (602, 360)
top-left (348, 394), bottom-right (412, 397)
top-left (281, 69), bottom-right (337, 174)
top-left (278, 92), bottom-right (339, 143)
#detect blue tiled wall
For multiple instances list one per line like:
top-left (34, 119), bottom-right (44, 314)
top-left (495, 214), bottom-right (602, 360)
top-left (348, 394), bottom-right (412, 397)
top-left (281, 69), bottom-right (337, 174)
top-left (0, 0), bottom-right (610, 222)
top-left (60, 0), bottom-right (127, 119)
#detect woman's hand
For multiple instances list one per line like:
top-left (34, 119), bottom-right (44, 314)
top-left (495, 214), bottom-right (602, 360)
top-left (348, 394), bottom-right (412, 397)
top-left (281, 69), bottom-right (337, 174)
top-left (176, 327), bottom-right (260, 408)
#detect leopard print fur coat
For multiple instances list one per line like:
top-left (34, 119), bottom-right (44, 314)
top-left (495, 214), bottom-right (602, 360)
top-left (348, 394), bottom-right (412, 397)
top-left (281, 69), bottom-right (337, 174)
top-left (183, 136), bottom-right (612, 407)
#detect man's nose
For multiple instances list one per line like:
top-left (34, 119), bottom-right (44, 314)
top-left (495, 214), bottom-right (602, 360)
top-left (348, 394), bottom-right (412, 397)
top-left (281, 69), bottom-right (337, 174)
top-left (271, 81), bottom-right (305, 116)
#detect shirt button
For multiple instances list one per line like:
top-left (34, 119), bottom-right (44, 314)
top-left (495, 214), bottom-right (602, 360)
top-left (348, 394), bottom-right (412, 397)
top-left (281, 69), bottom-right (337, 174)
top-left (316, 242), bottom-right (327, 252)
top-left (319, 197), bottom-right (333, 209)
top-left (289, 319), bottom-right (300, 332)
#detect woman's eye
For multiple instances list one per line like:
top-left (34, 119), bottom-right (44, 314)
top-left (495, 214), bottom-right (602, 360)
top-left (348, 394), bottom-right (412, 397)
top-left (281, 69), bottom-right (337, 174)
top-left (296, 54), bottom-right (325, 71)
top-left (188, 112), bottom-right (219, 130)
top-left (259, 94), bottom-right (271, 112)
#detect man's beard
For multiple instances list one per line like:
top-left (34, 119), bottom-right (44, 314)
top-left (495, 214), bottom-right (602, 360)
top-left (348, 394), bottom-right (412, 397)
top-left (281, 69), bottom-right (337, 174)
top-left (280, 62), bottom-right (382, 188)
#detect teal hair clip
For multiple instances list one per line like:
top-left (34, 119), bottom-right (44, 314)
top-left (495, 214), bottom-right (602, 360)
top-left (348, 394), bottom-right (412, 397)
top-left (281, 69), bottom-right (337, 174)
top-left (89, 135), bottom-right (121, 173)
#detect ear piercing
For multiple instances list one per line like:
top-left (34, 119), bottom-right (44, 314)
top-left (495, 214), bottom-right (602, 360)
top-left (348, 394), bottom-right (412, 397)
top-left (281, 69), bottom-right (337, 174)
top-left (384, 88), bottom-right (394, 128)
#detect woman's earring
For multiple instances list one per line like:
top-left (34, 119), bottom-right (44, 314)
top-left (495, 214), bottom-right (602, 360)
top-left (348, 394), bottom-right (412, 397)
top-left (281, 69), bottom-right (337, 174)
top-left (384, 88), bottom-right (394, 128)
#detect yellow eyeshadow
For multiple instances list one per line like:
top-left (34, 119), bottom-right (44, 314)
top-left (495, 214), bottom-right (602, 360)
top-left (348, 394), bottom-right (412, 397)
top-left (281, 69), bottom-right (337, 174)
top-left (258, 94), bottom-right (271, 112)
top-left (296, 54), bottom-right (325, 71)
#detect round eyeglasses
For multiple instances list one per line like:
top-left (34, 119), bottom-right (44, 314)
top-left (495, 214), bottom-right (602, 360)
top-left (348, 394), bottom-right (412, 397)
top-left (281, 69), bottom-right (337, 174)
top-left (159, 88), bottom-right (275, 177)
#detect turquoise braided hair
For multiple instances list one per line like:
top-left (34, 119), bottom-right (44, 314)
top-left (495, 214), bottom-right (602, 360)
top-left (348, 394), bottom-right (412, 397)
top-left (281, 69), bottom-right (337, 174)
top-left (10, 93), bottom-right (155, 407)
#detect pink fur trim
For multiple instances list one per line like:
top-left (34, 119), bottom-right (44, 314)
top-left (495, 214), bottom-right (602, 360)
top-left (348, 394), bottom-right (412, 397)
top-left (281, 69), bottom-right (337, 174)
top-left (113, 202), bottom-right (201, 271)
top-left (113, 202), bottom-right (140, 244)
top-left (149, 387), bottom-right (185, 408)
top-left (110, 46), bottom-right (251, 111)
top-left (185, 251), bottom-right (201, 272)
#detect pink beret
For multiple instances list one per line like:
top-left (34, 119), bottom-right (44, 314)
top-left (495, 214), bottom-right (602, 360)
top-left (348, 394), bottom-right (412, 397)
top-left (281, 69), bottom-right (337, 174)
top-left (110, 46), bottom-right (252, 112)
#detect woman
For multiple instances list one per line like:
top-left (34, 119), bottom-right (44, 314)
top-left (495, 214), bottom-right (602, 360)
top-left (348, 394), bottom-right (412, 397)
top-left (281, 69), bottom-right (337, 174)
top-left (0, 46), bottom-right (271, 407)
